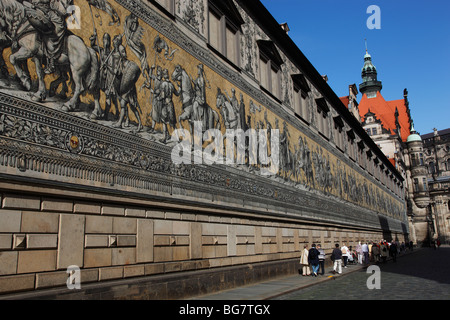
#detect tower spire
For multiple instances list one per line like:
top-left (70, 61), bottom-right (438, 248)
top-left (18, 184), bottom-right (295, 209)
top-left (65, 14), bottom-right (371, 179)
top-left (359, 42), bottom-right (382, 98)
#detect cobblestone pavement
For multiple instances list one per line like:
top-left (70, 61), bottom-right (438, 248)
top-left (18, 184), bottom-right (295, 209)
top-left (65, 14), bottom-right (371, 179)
top-left (274, 247), bottom-right (450, 300)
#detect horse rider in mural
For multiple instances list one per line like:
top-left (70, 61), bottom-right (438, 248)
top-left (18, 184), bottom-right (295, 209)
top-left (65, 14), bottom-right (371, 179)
top-left (25, 0), bottom-right (72, 75)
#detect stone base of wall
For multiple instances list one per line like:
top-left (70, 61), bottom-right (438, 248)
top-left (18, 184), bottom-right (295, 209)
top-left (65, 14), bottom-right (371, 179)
top-left (0, 181), bottom-right (407, 298)
top-left (1, 258), bottom-right (302, 300)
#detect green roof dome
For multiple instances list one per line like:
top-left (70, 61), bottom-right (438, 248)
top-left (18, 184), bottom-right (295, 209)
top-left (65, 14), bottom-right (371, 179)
top-left (407, 124), bottom-right (422, 143)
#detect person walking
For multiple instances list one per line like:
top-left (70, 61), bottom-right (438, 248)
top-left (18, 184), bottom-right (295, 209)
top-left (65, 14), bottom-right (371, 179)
top-left (299, 244), bottom-right (311, 276)
top-left (308, 244), bottom-right (320, 277)
top-left (331, 243), bottom-right (342, 274)
top-left (317, 244), bottom-right (326, 275)
top-left (362, 242), bottom-right (369, 265)
top-left (371, 241), bottom-right (380, 264)
top-left (341, 243), bottom-right (350, 268)
top-left (356, 241), bottom-right (363, 264)
top-left (389, 240), bottom-right (398, 262)
top-left (380, 241), bottom-right (388, 263)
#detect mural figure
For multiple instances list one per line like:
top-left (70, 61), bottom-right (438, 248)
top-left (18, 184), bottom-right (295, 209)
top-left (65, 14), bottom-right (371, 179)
top-left (90, 31), bottom-right (119, 120)
top-left (297, 136), bottom-right (314, 189)
top-left (264, 111), bottom-right (272, 156)
top-left (0, 0), bottom-right (100, 112)
top-left (279, 120), bottom-right (294, 180)
top-left (153, 34), bottom-right (177, 62)
top-left (146, 65), bottom-right (163, 133)
top-left (172, 64), bottom-right (220, 135)
top-left (31, 0), bottom-right (71, 75)
top-left (124, 13), bottom-right (150, 88)
top-left (87, 0), bottom-right (120, 26)
top-left (109, 40), bottom-right (143, 132)
top-left (238, 93), bottom-right (247, 131)
top-left (159, 68), bottom-right (179, 143)
top-left (217, 88), bottom-right (239, 130)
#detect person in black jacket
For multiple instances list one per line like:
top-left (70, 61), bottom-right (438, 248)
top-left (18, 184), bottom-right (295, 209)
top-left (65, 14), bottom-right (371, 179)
top-left (317, 244), bottom-right (326, 275)
top-left (389, 241), bottom-right (398, 262)
top-left (331, 243), bottom-right (342, 274)
top-left (308, 243), bottom-right (320, 277)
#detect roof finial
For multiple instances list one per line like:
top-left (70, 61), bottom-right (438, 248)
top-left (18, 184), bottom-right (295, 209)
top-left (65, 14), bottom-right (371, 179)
top-left (365, 38), bottom-right (368, 53)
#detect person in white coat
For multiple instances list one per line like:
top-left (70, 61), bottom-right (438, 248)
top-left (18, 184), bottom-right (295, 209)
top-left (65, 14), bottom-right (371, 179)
top-left (299, 244), bottom-right (311, 276)
top-left (356, 241), bottom-right (363, 264)
top-left (341, 243), bottom-right (351, 268)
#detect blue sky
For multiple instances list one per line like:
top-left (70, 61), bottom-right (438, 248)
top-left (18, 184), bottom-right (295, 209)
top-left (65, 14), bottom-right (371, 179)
top-left (260, 0), bottom-right (450, 136)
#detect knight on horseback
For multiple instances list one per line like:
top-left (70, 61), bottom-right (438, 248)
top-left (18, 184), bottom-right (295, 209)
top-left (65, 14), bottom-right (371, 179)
top-left (26, 0), bottom-right (72, 75)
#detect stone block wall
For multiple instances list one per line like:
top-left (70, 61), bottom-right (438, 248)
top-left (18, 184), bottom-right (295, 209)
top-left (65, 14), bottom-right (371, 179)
top-left (0, 188), bottom-right (404, 298)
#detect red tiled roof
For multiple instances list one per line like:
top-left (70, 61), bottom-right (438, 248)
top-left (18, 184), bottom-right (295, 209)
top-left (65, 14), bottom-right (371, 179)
top-left (358, 92), bottom-right (411, 142)
top-left (339, 96), bottom-right (349, 107)
top-left (388, 158), bottom-right (396, 167)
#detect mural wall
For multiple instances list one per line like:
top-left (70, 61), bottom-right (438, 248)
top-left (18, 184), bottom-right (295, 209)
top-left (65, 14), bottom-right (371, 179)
top-left (0, 0), bottom-right (406, 225)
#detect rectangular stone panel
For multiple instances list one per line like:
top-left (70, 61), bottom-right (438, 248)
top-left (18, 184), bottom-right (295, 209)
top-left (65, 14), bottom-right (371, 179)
top-left (190, 222), bottom-right (202, 260)
top-left (113, 217), bottom-right (136, 234)
top-left (17, 250), bottom-right (57, 274)
top-left (116, 235), bottom-right (136, 247)
top-left (84, 248), bottom-right (112, 268)
top-left (0, 234), bottom-right (12, 250)
top-left (136, 219), bottom-right (154, 263)
top-left (21, 211), bottom-right (59, 233)
top-left (73, 202), bottom-right (101, 215)
top-left (85, 215), bottom-right (113, 234)
top-left (0, 209), bottom-right (21, 232)
top-left (102, 205), bottom-right (125, 216)
top-left (57, 214), bottom-right (85, 269)
top-left (0, 251), bottom-right (18, 275)
top-left (41, 198), bottom-right (73, 212)
top-left (26, 234), bottom-right (58, 249)
top-left (112, 247), bottom-right (136, 265)
top-left (85, 235), bottom-right (109, 248)
top-left (0, 274), bottom-right (35, 294)
top-left (227, 225), bottom-right (237, 257)
top-left (2, 194), bottom-right (40, 210)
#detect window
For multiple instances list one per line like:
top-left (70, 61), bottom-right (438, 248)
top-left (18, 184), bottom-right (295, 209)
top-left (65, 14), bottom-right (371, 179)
top-left (208, 0), bottom-right (244, 67)
top-left (333, 116), bottom-right (344, 151)
top-left (316, 98), bottom-right (330, 138)
top-left (153, 0), bottom-right (175, 15)
top-left (292, 74), bottom-right (310, 122)
top-left (257, 40), bottom-right (284, 100)
top-left (411, 153), bottom-right (416, 167)
top-left (428, 162), bottom-right (435, 174)
top-left (371, 127), bottom-right (377, 136)
top-left (423, 178), bottom-right (428, 191)
top-left (347, 130), bottom-right (356, 160)
top-left (414, 178), bottom-right (419, 192)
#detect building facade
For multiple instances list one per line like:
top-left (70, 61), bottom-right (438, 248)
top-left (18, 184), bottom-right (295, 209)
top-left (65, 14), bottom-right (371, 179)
top-left (422, 129), bottom-right (450, 244)
top-left (347, 49), bottom-right (449, 246)
top-left (0, 0), bottom-right (407, 298)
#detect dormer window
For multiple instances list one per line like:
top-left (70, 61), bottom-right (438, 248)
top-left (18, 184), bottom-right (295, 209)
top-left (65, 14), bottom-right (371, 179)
top-left (153, 0), bottom-right (175, 15)
top-left (257, 40), bottom-right (284, 101)
top-left (208, 0), bottom-right (244, 67)
top-left (292, 74), bottom-right (310, 122)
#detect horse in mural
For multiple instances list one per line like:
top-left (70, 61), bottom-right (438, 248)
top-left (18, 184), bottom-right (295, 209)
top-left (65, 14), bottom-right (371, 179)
top-left (0, 0), bottom-right (100, 112)
top-left (171, 64), bottom-right (220, 134)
